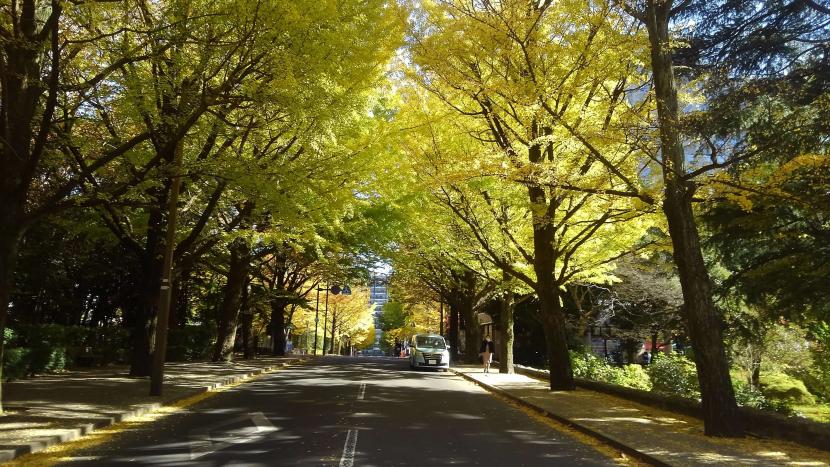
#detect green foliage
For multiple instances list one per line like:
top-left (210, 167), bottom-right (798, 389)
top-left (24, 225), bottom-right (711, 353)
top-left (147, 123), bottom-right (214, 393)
top-left (379, 302), bottom-right (407, 331)
top-left (167, 326), bottom-right (216, 362)
top-left (647, 354), bottom-right (701, 400)
top-left (2, 348), bottom-right (32, 381)
top-left (798, 322), bottom-right (830, 401)
top-left (2, 325), bottom-right (131, 380)
top-left (570, 352), bottom-right (652, 391)
top-left (733, 380), bottom-right (796, 416)
top-left (761, 371), bottom-right (816, 405)
top-left (617, 365), bottom-right (654, 392)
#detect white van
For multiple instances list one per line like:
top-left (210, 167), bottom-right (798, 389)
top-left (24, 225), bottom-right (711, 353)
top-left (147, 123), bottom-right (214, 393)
top-left (409, 334), bottom-right (450, 371)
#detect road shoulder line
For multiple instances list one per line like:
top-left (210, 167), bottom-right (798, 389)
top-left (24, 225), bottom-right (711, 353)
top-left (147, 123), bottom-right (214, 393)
top-left (450, 369), bottom-right (668, 467)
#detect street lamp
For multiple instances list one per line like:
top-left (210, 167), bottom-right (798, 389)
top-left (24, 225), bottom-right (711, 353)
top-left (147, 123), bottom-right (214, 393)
top-left (313, 282), bottom-right (351, 355)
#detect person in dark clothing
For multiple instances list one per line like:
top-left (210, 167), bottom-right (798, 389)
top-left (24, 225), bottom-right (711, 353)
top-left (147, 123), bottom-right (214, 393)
top-left (480, 335), bottom-right (495, 373)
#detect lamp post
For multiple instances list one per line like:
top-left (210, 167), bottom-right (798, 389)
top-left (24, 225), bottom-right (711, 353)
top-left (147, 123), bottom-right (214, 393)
top-left (313, 283), bottom-right (324, 355)
top-left (312, 282), bottom-right (350, 356)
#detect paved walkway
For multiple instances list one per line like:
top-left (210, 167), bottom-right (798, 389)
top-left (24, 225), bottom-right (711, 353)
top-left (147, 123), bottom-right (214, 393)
top-left (452, 365), bottom-right (830, 467)
top-left (0, 356), bottom-right (306, 462)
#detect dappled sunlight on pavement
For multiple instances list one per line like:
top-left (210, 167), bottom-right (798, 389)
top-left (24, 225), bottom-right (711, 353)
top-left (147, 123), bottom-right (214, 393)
top-left (453, 365), bottom-right (830, 466)
top-left (0, 356), bottom-right (306, 460)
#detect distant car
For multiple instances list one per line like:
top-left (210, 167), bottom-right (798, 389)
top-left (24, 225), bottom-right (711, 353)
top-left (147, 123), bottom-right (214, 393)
top-left (409, 334), bottom-right (450, 371)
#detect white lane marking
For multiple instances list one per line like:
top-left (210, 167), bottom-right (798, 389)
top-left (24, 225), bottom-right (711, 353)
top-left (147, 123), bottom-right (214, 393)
top-left (357, 383), bottom-right (366, 400)
top-left (189, 412), bottom-right (279, 460)
top-left (339, 429), bottom-right (358, 467)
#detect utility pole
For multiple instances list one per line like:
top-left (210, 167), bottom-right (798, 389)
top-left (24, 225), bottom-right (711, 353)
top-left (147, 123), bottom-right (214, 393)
top-left (313, 284), bottom-right (321, 355)
top-left (322, 286), bottom-right (330, 354)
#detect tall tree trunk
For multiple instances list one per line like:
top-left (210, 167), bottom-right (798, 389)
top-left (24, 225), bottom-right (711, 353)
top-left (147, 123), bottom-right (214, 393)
top-left (271, 298), bottom-right (287, 356)
top-left (527, 118), bottom-right (574, 391)
top-left (460, 273), bottom-right (480, 363)
top-left (0, 221), bottom-right (23, 414)
top-left (212, 238), bottom-right (251, 362)
top-left (0, 0), bottom-right (62, 410)
top-left (241, 287), bottom-right (253, 360)
top-left (128, 207), bottom-right (165, 377)
top-left (643, 0), bottom-right (742, 437)
top-left (539, 286), bottom-right (574, 390)
top-left (170, 267), bottom-right (192, 329)
top-left (498, 292), bottom-right (514, 374)
top-left (448, 292), bottom-right (460, 362)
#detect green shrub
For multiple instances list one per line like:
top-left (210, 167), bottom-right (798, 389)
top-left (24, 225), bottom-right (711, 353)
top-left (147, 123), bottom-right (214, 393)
top-left (614, 364), bottom-right (653, 391)
top-left (2, 324), bottom-right (130, 379)
top-left (760, 371), bottom-right (816, 405)
top-left (733, 380), bottom-right (796, 415)
top-left (570, 351), bottom-right (653, 391)
top-left (799, 322), bottom-right (830, 401)
top-left (28, 346), bottom-right (68, 374)
top-left (571, 351), bottom-right (612, 380)
top-left (2, 347), bottom-right (31, 381)
top-left (167, 326), bottom-right (215, 361)
top-left (647, 354), bottom-right (700, 400)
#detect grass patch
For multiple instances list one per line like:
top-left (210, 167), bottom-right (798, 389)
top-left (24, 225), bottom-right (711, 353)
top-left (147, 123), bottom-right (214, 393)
top-left (793, 403), bottom-right (830, 423)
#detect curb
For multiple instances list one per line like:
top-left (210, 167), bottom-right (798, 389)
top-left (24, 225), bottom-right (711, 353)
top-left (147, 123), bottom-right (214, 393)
top-left (450, 369), bottom-right (670, 467)
top-left (0, 358), bottom-right (303, 463)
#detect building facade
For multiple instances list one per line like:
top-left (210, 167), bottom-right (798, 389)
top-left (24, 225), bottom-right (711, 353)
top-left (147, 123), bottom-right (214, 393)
top-left (368, 275), bottom-right (389, 349)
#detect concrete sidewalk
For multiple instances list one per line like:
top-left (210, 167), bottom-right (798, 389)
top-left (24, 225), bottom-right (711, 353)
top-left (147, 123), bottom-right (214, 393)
top-left (452, 366), bottom-right (830, 467)
top-left (0, 355), bottom-right (306, 462)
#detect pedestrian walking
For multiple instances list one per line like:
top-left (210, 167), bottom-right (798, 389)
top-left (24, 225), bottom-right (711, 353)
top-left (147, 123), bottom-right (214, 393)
top-left (479, 335), bottom-right (495, 373)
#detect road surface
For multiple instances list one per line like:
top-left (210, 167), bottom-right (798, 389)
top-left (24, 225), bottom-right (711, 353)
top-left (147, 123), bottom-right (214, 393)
top-left (62, 356), bottom-right (614, 466)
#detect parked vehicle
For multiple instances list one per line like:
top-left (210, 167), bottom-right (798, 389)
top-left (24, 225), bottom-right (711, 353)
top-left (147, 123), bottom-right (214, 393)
top-left (409, 334), bottom-right (450, 371)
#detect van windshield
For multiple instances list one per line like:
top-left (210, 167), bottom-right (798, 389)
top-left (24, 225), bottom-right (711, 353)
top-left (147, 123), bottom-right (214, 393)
top-left (415, 336), bottom-right (446, 348)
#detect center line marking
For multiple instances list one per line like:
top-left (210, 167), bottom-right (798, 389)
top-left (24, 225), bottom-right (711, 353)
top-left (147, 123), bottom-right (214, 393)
top-left (339, 429), bottom-right (358, 467)
top-left (357, 383), bottom-right (366, 400)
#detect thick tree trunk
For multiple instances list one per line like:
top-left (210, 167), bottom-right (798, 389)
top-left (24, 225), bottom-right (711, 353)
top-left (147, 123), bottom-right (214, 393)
top-left (170, 267), bottom-right (192, 329)
top-left (128, 186), bottom-right (167, 377)
top-left (448, 293), bottom-right (460, 362)
top-left (644, 0), bottom-right (742, 437)
top-left (271, 299), bottom-right (287, 356)
top-left (539, 287), bottom-right (574, 390)
top-left (498, 292), bottom-right (514, 374)
top-left (0, 222), bottom-right (23, 414)
top-left (0, 0), bottom-right (62, 410)
top-left (212, 238), bottom-right (251, 362)
top-left (460, 282), bottom-right (480, 363)
top-left (128, 254), bottom-right (163, 376)
top-left (241, 288), bottom-right (254, 360)
top-left (527, 118), bottom-right (574, 391)
top-left (128, 252), bottom-right (162, 377)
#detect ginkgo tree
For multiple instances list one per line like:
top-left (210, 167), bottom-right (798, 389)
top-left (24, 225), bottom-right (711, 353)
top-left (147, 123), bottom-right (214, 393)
top-left (403, 0), bottom-right (656, 390)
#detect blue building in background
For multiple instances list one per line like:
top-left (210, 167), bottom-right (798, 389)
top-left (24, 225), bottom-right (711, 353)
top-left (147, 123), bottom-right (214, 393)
top-left (369, 275), bottom-right (388, 349)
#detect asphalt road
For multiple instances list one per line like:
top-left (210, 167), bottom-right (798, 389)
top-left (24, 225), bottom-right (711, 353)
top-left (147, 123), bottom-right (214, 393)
top-left (61, 356), bottom-right (614, 466)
